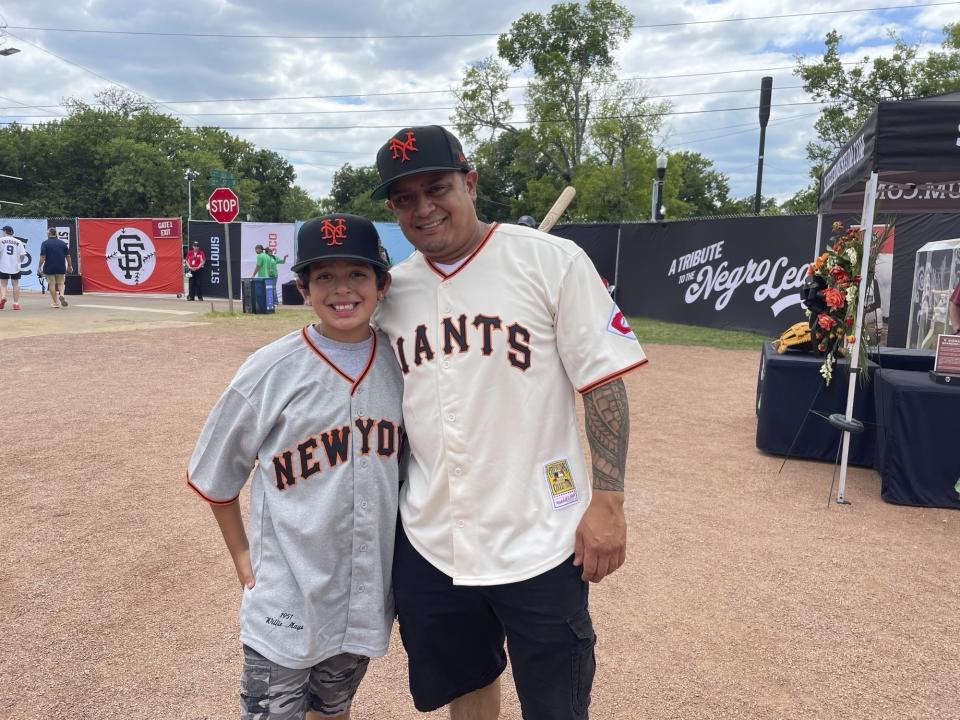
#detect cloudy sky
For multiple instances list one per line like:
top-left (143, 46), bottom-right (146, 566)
top-left (0, 0), bottom-right (956, 208)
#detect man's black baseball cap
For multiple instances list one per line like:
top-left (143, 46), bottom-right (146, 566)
top-left (1, 225), bottom-right (13, 233)
top-left (371, 125), bottom-right (471, 200)
top-left (292, 213), bottom-right (389, 273)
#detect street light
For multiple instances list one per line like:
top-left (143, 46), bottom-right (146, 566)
top-left (184, 168), bottom-right (200, 220)
top-left (651, 153), bottom-right (667, 221)
top-left (0, 47), bottom-right (19, 56)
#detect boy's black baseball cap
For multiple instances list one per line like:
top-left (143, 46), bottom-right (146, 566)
top-left (371, 125), bottom-right (471, 200)
top-left (292, 213), bottom-right (389, 273)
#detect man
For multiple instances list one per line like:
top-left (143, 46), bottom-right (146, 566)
top-left (251, 244), bottom-right (271, 279)
top-left (372, 125), bottom-right (647, 720)
top-left (39, 227), bottom-right (73, 308)
top-left (185, 241), bottom-right (206, 301)
top-left (0, 225), bottom-right (27, 310)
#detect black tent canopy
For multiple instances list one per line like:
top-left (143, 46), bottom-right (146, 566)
top-left (818, 93), bottom-right (960, 214)
top-left (815, 92), bottom-right (960, 504)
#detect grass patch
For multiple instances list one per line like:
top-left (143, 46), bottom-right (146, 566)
top-left (629, 316), bottom-right (770, 351)
top-left (198, 310), bottom-right (769, 352)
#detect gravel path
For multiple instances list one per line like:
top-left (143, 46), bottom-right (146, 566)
top-left (2, 318), bottom-right (957, 719)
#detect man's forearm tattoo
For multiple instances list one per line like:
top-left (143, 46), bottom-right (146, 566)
top-left (583, 378), bottom-right (629, 492)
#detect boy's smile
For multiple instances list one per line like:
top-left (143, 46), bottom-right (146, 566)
top-left (300, 259), bottom-right (389, 343)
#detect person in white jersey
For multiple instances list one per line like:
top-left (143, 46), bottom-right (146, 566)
top-left (0, 225), bottom-right (27, 310)
top-left (371, 125), bottom-right (648, 720)
top-left (187, 213), bottom-right (404, 720)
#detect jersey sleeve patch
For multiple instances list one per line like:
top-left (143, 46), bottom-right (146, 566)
top-left (544, 458), bottom-right (580, 510)
top-left (606, 306), bottom-right (636, 340)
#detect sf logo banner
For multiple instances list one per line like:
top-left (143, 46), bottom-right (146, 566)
top-left (105, 227), bottom-right (157, 285)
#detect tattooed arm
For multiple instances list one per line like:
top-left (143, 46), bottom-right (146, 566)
top-left (574, 378), bottom-right (629, 582)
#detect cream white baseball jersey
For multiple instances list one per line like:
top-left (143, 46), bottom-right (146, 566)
top-left (374, 223), bottom-right (646, 586)
top-left (0, 236), bottom-right (26, 274)
top-left (187, 327), bottom-right (405, 669)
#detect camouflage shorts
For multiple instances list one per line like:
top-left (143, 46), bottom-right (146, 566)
top-left (239, 645), bottom-right (370, 719)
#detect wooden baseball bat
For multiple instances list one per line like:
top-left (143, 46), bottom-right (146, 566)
top-left (537, 186), bottom-right (576, 232)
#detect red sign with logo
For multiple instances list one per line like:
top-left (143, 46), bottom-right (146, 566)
top-left (208, 187), bottom-right (239, 223)
top-left (78, 219), bottom-right (183, 294)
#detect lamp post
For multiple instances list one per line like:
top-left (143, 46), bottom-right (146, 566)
top-left (184, 168), bottom-right (199, 220)
top-left (651, 153), bottom-right (667, 221)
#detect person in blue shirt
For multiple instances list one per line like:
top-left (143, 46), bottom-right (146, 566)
top-left (38, 227), bottom-right (73, 308)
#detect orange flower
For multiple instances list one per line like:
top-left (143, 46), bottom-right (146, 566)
top-left (824, 288), bottom-right (846, 310)
top-left (817, 314), bottom-right (837, 331)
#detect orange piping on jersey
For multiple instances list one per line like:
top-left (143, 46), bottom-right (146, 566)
top-left (186, 471), bottom-right (240, 506)
top-left (425, 222), bottom-right (499, 280)
top-left (349, 331), bottom-right (377, 395)
top-left (300, 325), bottom-right (377, 395)
top-left (577, 357), bottom-right (649, 394)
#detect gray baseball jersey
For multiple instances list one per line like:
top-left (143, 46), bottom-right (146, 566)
top-left (187, 327), bottom-right (404, 669)
top-left (374, 223), bottom-right (647, 586)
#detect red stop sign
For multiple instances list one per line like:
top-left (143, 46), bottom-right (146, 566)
top-left (208, 187), bottom-right (239, 223)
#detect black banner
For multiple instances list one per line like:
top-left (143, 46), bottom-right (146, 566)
top-left (551, 223), bottom-right (620, 287)
top-left (187, 221), bottom-right (242, 299)
top-left (616, 215), bottom-right (817, 337)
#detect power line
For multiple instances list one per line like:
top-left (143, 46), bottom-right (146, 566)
top-left (1, 100), bottom-right (829, 131)
top-left (5, 2), bottom-right (956, 39)
top-left (0, 85), bottom-right (810, 118)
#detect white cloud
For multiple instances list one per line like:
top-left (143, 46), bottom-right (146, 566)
top-left (0, 0), bottom-right (954, 206)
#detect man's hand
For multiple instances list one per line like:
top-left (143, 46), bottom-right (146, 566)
top-left (573, 490), bottom-right (626, 583)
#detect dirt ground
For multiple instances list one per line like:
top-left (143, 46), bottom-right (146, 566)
top-left (1, 308), bottom-right (957, 720)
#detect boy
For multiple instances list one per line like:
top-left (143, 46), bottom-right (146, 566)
top-left (187, 214), bottom-right (404, 720)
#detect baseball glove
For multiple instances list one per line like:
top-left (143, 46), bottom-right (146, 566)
top-left (773, 321), bottom-right (813, 354)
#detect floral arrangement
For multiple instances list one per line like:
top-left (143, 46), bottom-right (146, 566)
top-left (802, 221), bottom-right (886, 385)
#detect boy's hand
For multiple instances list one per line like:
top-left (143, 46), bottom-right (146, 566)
top-left (234, 549), bottom-right (256, 590)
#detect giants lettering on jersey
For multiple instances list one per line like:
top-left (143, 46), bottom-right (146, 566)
top-left (392, 313), bottom-right (532, 375)
top-left (271, 417), bottom-right (404, 491)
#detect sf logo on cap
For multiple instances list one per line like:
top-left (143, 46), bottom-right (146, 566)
top-left (389, 131), bottom-right (417, 163)
top-left (321, 218), bottom-right (347, 246)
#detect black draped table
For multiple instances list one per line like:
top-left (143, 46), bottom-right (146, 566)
top-left (873, 369), bottom-right (960, 509)
top-left (755, 343), bottom-right (878, 467)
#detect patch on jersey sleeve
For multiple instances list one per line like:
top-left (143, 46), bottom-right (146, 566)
top-left (606, 306), bottom-right (636, 340)
top-left (544, 459), bottom-right (580, 510)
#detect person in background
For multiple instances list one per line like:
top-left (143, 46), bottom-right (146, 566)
top-left (252, 244), bottom-right (271, 279)
top-left (185, 241), bottom-right (206, 302)
top-left (266, 247), bottom-right (289, 305)
top-left (38, 227), bottom-right (73, 309)
top-left (0, 225), bottom-right (27, 310)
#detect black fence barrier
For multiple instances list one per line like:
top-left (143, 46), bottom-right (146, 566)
top-left (553, 213), bottom-right (960, 344)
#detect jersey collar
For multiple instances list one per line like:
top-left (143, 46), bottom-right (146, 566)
top-left (300, 326), bottom-right (377, 395)
top-left (424, 222), bottom-right (498, 280)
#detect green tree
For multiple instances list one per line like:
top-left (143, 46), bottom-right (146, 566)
top-left (318, 164), bottom-right (394, 221)
top-left (453, 0), bottom-right (670, 204)
top-left (0, 88), bottom-right (318, 221)
top-left (794, 23), bottom-right (960, 171)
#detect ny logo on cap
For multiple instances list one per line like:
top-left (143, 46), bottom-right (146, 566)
top-left (389, 130), bottom-right (418, 163)
top-left (321, 218), bottom-right (347, 246)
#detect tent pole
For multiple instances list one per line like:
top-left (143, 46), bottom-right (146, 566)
top-left (813, 214), bottom-right (823, 261)
top-left (836, 171), bottom-right (879, 504)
